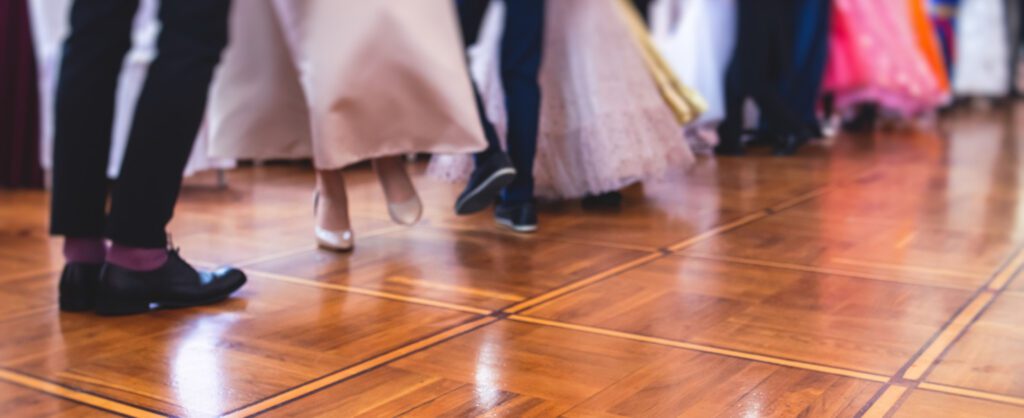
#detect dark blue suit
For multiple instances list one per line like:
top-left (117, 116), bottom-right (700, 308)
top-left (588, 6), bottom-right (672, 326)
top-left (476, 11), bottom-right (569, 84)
top-left (458, 0), bottom-right (544, 204)
top-left (771, 0), bottom-right (830, 137)
top-left (718, 0), bottom-right (809, 152)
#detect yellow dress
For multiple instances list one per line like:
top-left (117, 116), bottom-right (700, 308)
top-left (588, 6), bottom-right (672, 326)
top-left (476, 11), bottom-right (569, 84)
top-left (615, 0), bottom-right (707, 124)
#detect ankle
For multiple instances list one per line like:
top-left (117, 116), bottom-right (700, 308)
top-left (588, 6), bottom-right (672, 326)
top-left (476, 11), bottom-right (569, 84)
top-left (374, 158), bottom-right (415, 202)
top-left (63, 237), bottom-right (107, 264)
top-left (315, 195), bottom-right (352, 232)
top-left (106, 243), bottom-right (169, 272)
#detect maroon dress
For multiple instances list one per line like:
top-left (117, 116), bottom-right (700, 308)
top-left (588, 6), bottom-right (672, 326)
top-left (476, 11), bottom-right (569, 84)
top-left (0, 0), bottom-right (43, 188)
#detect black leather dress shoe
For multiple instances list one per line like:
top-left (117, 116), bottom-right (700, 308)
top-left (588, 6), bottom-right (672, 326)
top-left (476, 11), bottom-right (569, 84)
top-left (59, 263), bottom-right (102, 312)
top-left (582, 191), bottom-right (623, 210)
top-left (714, 138), bottom-right (746, 156)
top-left (95, 249), bottom-right (246, 316)
top-left (773, 134), bottom-right (810, 156)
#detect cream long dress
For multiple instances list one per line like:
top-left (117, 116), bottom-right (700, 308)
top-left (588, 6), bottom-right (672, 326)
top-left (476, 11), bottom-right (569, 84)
top-left (206, 0), bottom-right (486, 170)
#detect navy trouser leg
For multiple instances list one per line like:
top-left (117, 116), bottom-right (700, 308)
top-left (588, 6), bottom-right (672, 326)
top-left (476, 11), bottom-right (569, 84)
top-left (498, 0), bottom-right (543, 204)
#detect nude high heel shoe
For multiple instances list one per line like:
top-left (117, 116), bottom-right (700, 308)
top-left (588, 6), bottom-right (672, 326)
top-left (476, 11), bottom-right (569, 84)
top-left (314, 192), bottom-right (354, 252)
top-left (387, 196), bottom-right (423, 226)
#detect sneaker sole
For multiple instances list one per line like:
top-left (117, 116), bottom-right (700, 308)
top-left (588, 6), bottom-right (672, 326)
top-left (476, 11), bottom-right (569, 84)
top-left (455, 168), bottom-right (517, 215)
top-left (495, 217), bottom-right (538, 233)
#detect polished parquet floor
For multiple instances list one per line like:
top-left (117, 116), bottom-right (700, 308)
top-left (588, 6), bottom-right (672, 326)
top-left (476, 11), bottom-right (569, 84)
top-left (4, 106), bottom-right (1024, 417)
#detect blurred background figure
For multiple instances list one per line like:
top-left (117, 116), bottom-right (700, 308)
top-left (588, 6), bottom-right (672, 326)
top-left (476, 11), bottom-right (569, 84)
top-left (650, 0), bottom-right (737, 153)
top-left (717, 0), bottom-right (813, 155)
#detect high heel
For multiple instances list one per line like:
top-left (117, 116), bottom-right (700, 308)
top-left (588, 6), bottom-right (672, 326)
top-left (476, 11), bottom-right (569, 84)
top-left (388, 198), bottom-right (423, 226)
top-left (374, 159), bottom-right (423, 226)
top-left (315, 226), bottom-right (354, 252)
top-left (314, 192), bottom-right (354, 252)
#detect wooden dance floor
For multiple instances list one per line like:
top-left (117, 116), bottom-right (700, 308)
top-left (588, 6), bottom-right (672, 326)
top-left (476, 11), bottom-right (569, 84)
top-left (4, 107), bottom-right (1024, 417)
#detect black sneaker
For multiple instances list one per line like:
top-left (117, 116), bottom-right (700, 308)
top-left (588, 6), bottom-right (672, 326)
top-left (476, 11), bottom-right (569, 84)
top-left (773, 134), bottom-right (810, 156)
top-left (94, 249), bottom-right (247, 316)
top-left (59, 263), bottom-right (102, 312)
top-left (455, 152), bottom-right (517, 215)
top-left (582, 191), bottom-right (623, 210)
top-left (495, 201), bottom-right (538, 233)
top-left (714, 138), bottom-right (746, 156)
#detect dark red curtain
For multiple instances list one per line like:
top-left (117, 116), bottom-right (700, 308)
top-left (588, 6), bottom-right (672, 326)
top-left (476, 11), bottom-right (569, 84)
top-left (1, 0), bottom-right (44, 189)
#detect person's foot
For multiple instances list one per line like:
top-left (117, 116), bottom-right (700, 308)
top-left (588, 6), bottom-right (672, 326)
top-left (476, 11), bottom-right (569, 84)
top-left (315, 169), bottom-right (355, 252)
top-left (456, 153), bottom-right (517, 215)
top-left (58, 262), bottom-right (102, 312)
top-left (495, 201), bottom-right (538, 233)
top-left (314, 192), bottom-right (354, 252)
top-left (582, 191), bottom-right (623, 210)
top-left (745, 132), bottom-right (777, 148)
top-left (94, 249), bottom-right (246, 316)
top-left (714, 139), bottom-right (745, 156)
top-left (843, 104), bottom-right (879, 133)
top-left (373, 157), bottom-right (423, 226)
top-left (773, 134), bottom-right (810, 156)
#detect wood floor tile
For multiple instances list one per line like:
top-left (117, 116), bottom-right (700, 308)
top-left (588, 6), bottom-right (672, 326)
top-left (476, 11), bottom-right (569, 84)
top-left (0, 270), bottom-right (65, 319)
top-left (0, 380), bottom-right (115, 418)
top-left (260, 366), bottom-right (570, 418)
top-left (682, 210), bottom-right (1011, 289)
top-left (0, 236), bottom-right (62, 277)
top-left (1008, 275), bottom-right (1024, 292)
top-left (419, 157), bottom-right (844, 249)
top-left (779, 127), bottom-right (1024, 239)
top-left (683, 117), bottom-right (1024, 288)
top-left (892, 389), bottom-right (1024, 417)
top-left (266, 321), bottom-right (881, 417)
top-left (526, 256), bottom-right (971, 375)
top-left (4, 107), bottom-right (1024, 415)
top-left (783, 174), bottom-right (1024, 240)
top-left (244, 226), bottom-right (648, 310)
top-left (1, 274), bottom-right (477, 416)
top-left (925, 292), bottom-right (1024, 398)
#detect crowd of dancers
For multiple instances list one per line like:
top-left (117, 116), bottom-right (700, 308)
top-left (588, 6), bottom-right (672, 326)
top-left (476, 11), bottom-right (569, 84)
top-left (0, 0), bottom-right (1018, 315)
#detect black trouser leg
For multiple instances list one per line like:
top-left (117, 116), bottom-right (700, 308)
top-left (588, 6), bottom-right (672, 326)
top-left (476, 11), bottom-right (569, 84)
top-left (457, 0), bottom-right (544, 203)
top-left (789, 0), bottom-right (830, 134)
top-left (457, 0), bottom-right (505, 162)
top-left (50, 0), bottom-right (139, 239)
top-left (717, 53), bottom-right (746, 152)
top-left (470, 87), bottom-right (505, 162)
top-left (499, 0), bottom-right (544, 204)
top-left (718, 0), bottom-right (804, 152)
top-left (1009, 0), bottom-right (1023, 95)
top-left (104, 0), bottom-right (232, 248)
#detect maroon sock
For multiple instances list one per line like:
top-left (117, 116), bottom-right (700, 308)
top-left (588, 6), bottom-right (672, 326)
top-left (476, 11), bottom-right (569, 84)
top-left (106, 244), bottom-right (168, 272)
top-left (63, 237), bottom-right (106, 264)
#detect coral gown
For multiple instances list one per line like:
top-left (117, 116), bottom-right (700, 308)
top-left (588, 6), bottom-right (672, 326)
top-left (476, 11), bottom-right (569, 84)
top-left (824, 0), bottom-right (948, 116)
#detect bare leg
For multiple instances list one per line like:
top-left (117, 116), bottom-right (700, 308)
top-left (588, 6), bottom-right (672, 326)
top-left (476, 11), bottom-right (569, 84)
top-left (372, 157), bottom-right (422, 225)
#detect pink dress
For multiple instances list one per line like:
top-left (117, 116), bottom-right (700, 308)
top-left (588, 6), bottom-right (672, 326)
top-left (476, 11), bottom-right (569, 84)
top-left (429, 0), bottom-right (694, 200)
top-left (824, 0), bottom-right (948, 117)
